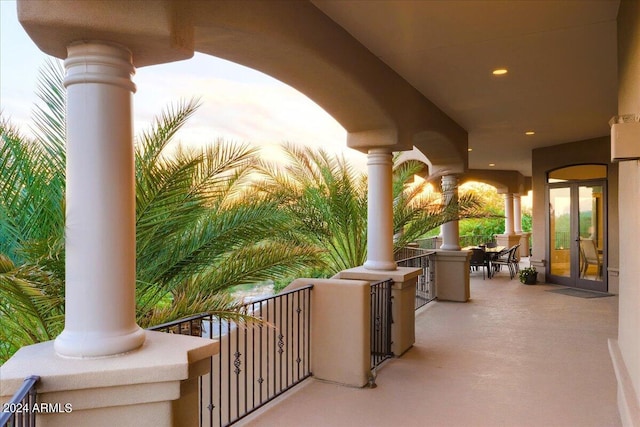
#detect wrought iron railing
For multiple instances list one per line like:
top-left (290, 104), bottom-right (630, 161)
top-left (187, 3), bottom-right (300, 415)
top-left (553, 231), bottom-right (571, 250)
top-left (459, 234), bottom-right (497, 248)
top-left (370, 278), bottom-right (393, 370)
top-left (0, 375), bottom-right (40, 427)
top-left (149, 284), bottom-right (313, 427)
top-left (395, 247), bottom-right (437, 309)
top-left (415, 236), bottom-right (438, 249)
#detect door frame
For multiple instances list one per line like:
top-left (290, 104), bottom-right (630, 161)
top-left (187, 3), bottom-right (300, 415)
top-left (545, 179), bottom-right (608, 292)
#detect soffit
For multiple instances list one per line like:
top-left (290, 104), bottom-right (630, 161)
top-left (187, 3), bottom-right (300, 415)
top-left (312, 0), bottom-right (619, 176)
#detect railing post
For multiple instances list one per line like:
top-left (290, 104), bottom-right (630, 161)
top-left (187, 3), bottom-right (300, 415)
top-left (434, 250), bottom-right (471, 302)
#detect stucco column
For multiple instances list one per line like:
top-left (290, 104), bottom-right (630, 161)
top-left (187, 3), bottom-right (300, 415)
top-left (54, 41), bottom-right (145, 357)
top-left (440, 174), bottom-right (461, 250)
top-left (364, 148), bottom-right (397, 271)
top-left (503, 193), bottom-right (515, 235)
top-left (514, 194), bottom-right (522, 234)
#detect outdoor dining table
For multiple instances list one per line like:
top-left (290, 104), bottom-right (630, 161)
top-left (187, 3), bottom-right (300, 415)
top-left (462, 245), bottom-right (506, 278)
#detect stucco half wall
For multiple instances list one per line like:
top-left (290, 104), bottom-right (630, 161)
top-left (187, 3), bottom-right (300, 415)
top-left (285, 278), bottom-right (372, 388)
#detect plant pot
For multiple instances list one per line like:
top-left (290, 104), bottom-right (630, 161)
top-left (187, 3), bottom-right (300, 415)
top-left (520, 275), bottom-right (537, 285)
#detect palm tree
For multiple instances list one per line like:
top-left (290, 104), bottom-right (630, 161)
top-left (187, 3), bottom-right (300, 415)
top-left (133, 107), bottom-right (322, 326)
top-left (0, 61), bottom-right (322, 363)
top-left (258, 144), bottom-right (485, 277)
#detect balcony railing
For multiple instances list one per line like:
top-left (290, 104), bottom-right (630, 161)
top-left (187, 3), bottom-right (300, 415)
top-left (395, 247), bottom-right (437, 309)
top-left (149, 284), bottom-right (313, 427)
top-left (370, 278), bottom-right (393, 370)
top-left (0, 375), bottom-right (40, 427)
top-left (415, 235), bottom-right (500, 250)
top-left (459, 234), bottom-right (497, 248)
top-left (415, 236), bottom-right (438, 249)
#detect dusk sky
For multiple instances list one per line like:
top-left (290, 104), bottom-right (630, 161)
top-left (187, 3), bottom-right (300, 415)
top-left (0, 1), bottom-right (366, 169)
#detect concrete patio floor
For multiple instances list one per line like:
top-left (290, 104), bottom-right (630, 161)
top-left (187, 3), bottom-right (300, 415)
top-left (241, 262), bottom-right (621, 427)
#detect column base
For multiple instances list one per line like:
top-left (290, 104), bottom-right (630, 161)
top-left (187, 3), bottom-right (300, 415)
top-left (440, 243), bottom-right (461, 251)
top-left (54, 326), bottom-right (146, 358)
top-left (434, 250), bottom-right (471, 302)
top-left (363, 259), bottom-right (398, 271)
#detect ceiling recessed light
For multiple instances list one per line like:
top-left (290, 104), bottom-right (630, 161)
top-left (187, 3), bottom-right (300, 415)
top-left (467, 148), bottom-right (473, 152)
top-left (492, 68), bottom-right (508, 76)
top-left (489, 163), bottom-right (496, 167)
top-left (525, 131), bottom-right (535, 135)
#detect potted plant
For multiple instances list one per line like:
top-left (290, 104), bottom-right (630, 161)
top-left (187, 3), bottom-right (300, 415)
top-left (518, 266), bottom-right (537, 285)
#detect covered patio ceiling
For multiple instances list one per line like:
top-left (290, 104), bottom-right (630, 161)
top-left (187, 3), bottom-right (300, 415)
top-left (313, 0), bottom-right (619, 176)
top-left (17, 0), bottom-right (620, 177)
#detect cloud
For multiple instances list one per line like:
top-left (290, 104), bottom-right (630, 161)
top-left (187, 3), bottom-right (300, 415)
top-left (134, 55), bottom-right (366, 169)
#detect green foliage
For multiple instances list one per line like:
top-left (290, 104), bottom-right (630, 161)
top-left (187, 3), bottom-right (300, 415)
top-left (521, 212), bottom-right (532, 233)
top-left (518, 266), bottom-right (537, 284)
top-left (458, 182), bottom-right (532, 238)
top-left (257, 146), bottom-right (486, 277)
top-left (0, 61), bottom-right (67, 361)
top-left (257, 144), bottom-right (365, 275)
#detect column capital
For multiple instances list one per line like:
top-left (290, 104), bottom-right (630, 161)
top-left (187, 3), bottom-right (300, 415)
top-left (367, 148), bottom-right (393, 165)
top-left (64, 42), bottom-right (136, 93)
top-left (441, 174), bottom-right (459, 183)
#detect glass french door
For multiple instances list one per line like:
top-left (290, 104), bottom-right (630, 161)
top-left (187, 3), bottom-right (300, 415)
top-left (548, 180), bottom-right (607, 292)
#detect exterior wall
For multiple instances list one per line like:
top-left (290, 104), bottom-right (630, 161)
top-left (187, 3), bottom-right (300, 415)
top-left (531, 136), bottom-right (619, 292)
top-left (613, 1), bottom-right (640, 425)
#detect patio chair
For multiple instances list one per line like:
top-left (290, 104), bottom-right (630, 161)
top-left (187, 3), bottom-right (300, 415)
top-left (492, 244), bottom-right (520, 279)
top-left (469, 247), bottom-right (488, 280)
top-left (579, 238), bottom-right (602, 279)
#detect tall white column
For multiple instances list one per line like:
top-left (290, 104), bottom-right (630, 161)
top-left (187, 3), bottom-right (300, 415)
top-left (364, 149), bottom-right (397, 271)
top-left (504, 193), bottom-right (515, 235)
top-left (440, 174), bottom-right (461, 250)
top-left (54, 42), bottom-right (145, 357)
top-left (514, 194), bottom-right (522, 234)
